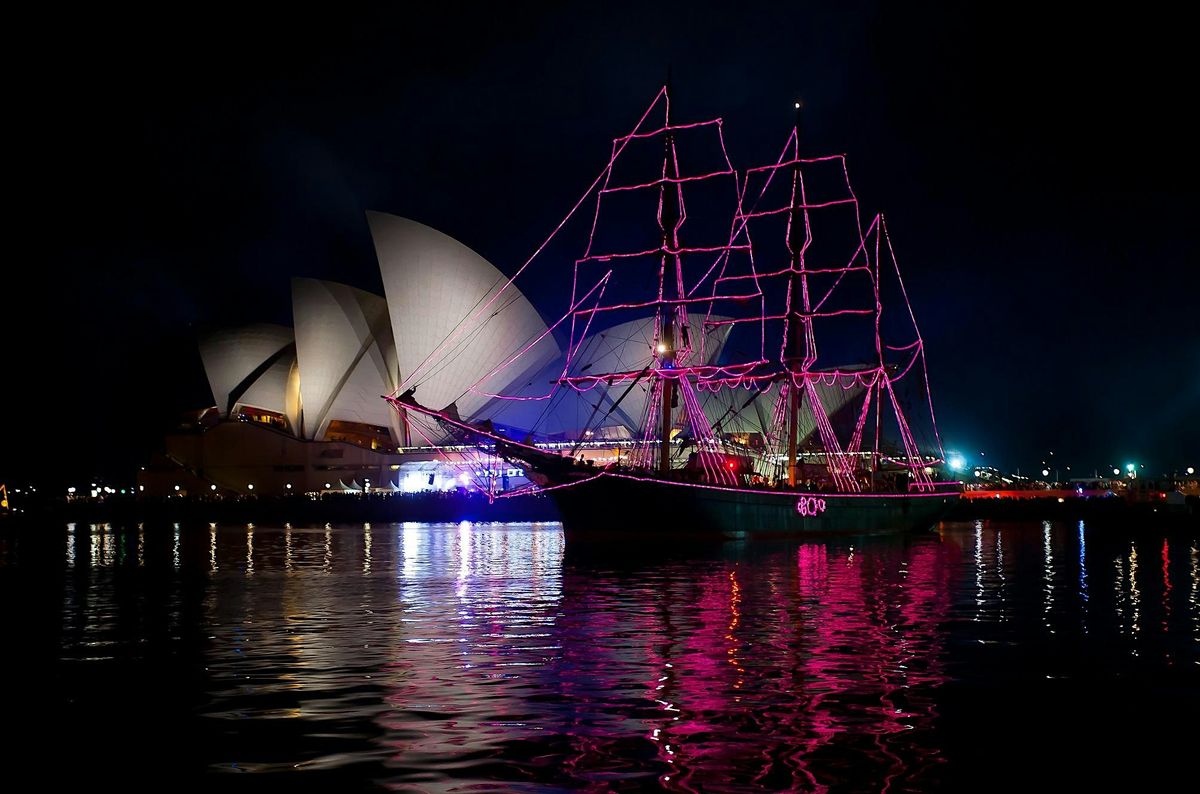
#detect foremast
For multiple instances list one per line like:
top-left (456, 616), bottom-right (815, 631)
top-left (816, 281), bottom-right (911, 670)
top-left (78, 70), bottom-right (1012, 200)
top-left (656, 88), bottom-right (683, 474)
top-left (785, 103), bottom-right (807, 488)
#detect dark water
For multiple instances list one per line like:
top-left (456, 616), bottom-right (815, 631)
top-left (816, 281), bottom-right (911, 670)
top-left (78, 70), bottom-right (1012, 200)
top-left (2, 520), bottom-right (1197, 791)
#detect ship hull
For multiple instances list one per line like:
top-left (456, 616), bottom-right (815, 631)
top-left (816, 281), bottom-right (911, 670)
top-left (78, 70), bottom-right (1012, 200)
top-left (540, 472), bottom-right (958, 539)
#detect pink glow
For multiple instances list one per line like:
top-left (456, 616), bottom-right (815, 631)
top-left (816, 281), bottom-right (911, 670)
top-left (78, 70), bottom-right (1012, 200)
top-left (735, 197), bottom-right (858, 219)
top-left (579, 242), bottom-right (750, 263)
top-left (599, 167), bottom-right (736, 194)
top-left (714, 263), bottom-right (873, 282)
top-left (745, 153), bottom-right (851, 174)
top-left (611, 116), bottom-right (725, 144)
top-left (796, 496), bottom-right (828, 516)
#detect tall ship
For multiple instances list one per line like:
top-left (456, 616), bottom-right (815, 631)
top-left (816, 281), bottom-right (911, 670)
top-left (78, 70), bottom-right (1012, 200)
top-left (386, 86), bottom-right (960, 537)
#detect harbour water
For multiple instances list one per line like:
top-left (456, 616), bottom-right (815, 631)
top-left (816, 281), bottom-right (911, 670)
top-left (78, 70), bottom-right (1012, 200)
top-left (2, 520), bottom-right (1197, 791)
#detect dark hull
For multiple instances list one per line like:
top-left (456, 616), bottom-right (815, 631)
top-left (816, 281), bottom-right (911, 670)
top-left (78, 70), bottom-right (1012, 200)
top-left (543, 472), bottom-right (959, 539)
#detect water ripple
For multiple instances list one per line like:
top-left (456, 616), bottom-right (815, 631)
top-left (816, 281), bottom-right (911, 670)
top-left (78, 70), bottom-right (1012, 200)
top-left (3, 519), bottom-right (1197, 790)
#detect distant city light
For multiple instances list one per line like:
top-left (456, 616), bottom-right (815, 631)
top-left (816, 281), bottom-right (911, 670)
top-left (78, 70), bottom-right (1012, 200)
top-left (1188, 467), bottom-right (1195, 475)
top-left (210, 484), bottom-right (217, 491)
top-left (67, 487), bottom-right (76, 494)
top-left (174, 485), bottom-right (180, 491)
top-left (1126, 463), bottom-right (1135, 472)
top-left (248, 484), bottom-right (254, 490)
top-left (1042, 469), bottom-right (1049, 477)
top-left (1113, 468), bottom-right (1120, 475)
top-left (325, 483), bottom-right (332, 489)
top-left (285, 483), bottom-right (292, 489)
top-left (947, 453), bottom-right (966, 472)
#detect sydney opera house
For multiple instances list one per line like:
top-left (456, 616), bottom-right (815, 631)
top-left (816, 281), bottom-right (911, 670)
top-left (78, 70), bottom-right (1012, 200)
top-left (139, 212), bottom-right (861, 498)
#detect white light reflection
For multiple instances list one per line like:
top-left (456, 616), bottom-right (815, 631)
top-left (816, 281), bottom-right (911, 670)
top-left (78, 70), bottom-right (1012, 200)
top-left (284, 523), bottom-right (293, 572)
top-left (209, 523), bottom-right (218, 572)
top-left (172, 522), bottom-right (180, 569)
top-left (974, 520), bottom-right (984, 621)
top-left (246, 523), bottom-right (255, 576)
top-left (103, 523), bottom-right (115, 567)
top-left (137, 525), bottom-right (144, 567)
top-left (995, 528), bottom-right (1006, 622)
top-left (1114, 555), bottom-right (1126, 634)
top-left (1077, 520), bottom-right (1087, 633)
top-left (324, 525), bottom-right (333, 572)
top-left (89, 524), bottom-right (100, 568)
top-left (1042, 521), bottom-right (1054, 632)
top-left (363, 523), bottom-right (372, 575)
top-left (458, 521), bottom-right (472, 586)
top-left (402, 522), bottom-right (421, 579)
top-left (1190, 543), bottom-right (1199, 642)
top-left (1129, 542), bottom-right (1140, 641)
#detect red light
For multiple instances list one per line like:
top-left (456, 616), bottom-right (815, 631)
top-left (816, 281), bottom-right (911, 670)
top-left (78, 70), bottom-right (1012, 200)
top-left (728, 462), bottom-right (736, 470)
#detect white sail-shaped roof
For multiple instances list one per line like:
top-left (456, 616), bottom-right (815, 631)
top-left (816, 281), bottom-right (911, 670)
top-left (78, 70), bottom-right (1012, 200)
top-left (198, 323), bottom-right (295, 418)
top-left (367, 212), bottom-right (560, 422)
top-left (292, 278), bottom-right (398, 440)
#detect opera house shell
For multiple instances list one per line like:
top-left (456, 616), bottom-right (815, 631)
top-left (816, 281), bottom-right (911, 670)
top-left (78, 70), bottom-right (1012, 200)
top-left (143, 212), bottom-right (861, 497)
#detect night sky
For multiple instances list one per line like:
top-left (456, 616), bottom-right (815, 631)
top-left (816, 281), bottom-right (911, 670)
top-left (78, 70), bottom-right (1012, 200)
top-left (6, 2), bottom-right (1197, 484)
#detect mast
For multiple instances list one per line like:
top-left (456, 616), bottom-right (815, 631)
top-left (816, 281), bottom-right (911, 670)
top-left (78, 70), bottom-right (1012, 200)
top-left (658, 81), bottom-right (680, 474)
top-left (786, 102), bottom-right (804, 487)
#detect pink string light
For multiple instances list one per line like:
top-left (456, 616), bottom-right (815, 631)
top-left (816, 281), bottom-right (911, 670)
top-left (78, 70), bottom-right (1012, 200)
top-left (880, 216), bottom-right (945, 459)
top-left (579, 243), bottom-right (748, 263)
top-left (804, 379), bottom-right (859, 492)
top-left (599, 168), bottom-right (736, 195)
top-left (612, 117), bottom-right (725, 144)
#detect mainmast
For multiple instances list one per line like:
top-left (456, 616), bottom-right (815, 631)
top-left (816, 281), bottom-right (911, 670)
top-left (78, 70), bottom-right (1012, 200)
top-left (786, 102), bottom-right (805, 487)
top-left (657, 83), bottom-right (681, 474)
